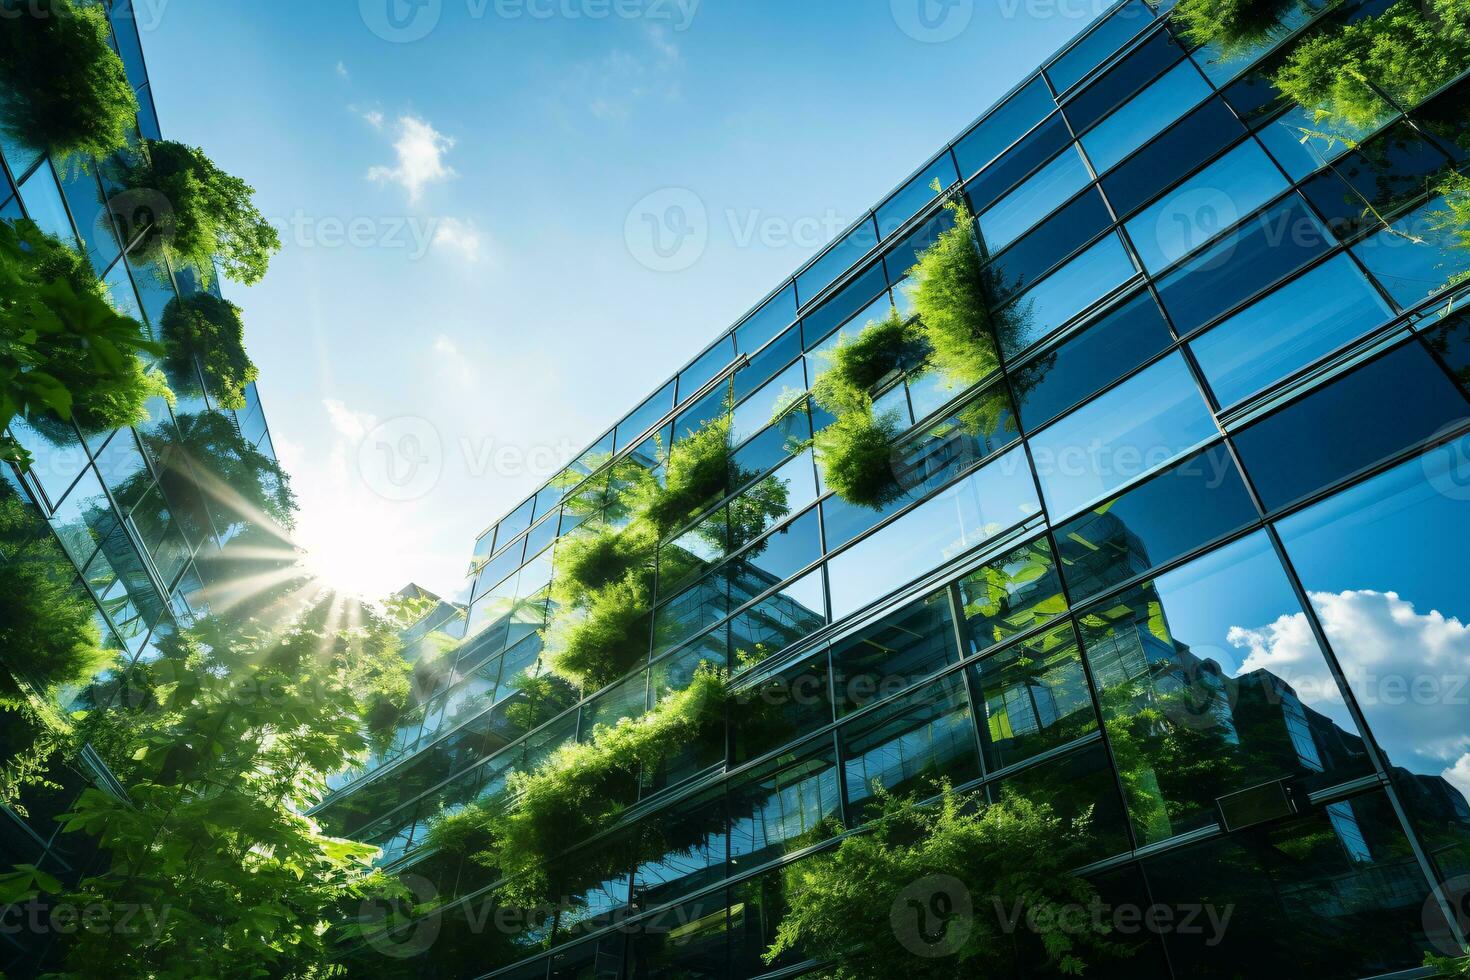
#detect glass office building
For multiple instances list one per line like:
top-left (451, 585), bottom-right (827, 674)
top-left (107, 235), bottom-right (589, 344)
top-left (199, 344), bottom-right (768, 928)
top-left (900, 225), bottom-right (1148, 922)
top-left (0, 3), bottom-right (287, 973)
top-left (324, 0), bottom-right (1470, 976)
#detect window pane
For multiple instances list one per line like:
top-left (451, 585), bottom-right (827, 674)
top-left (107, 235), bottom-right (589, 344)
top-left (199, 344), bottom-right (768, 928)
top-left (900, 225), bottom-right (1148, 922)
top-left (988, 189), bottom-right (1114, 302)
top-left (1277, 438), bottom-right (1470, 880)
top-left (734, 282), bottom-right (798, 355)
top-left (1125, 140), bottom-right (1288, 274)
top-left (978, 146), bottom-right (1091, 253)
top-left (876, 154), bottom-right (960, 239)
top-left (1101, 97), bottom-right (1245, 218)
top-left (839, 674), bottom-right (980, 822)
top-left (963, 113), bottom-right (1073, 215)
top-left (827, 446), bottom-right (1042, 619)
top-left (991, 741), bottom-right (1131, 864)
top-left (957, 535), bottom-right (1067, 655)
top-left (1232, 341), bottom-right (1468, 511)
top-left (1080, 531), bottom-right (1373, 846)
top-left (1047, 0), bottom-right (1156, 93)
top-left (627, 893), bottom-right (728, 979)
top-left (1055, 442), bottom-right (1258, 604)
top-left (17, 161), bottom-right (74, 243)
top-left (972, 621), bottom-right (1097, 771)
top-left (1191, 254), bottom-right (1392, 406)
top-left (1030, 352), bottom-right (1216, 520)
top-left (1012, 288), bottom-right (1174, 431)
top-left (995, 232), bottom-right (1138, 358)
top-left (830, 590), bottom-right (957, 717)
top-left (618, 378), bottom-right (676, 450)
top-left (953, 75), bottom-right (1056, 179)
top-left (730, 651), bottom-right (832, 765)
top-left (1061, 25), bottom-right (1182, 133)
top-left (678, 337), bottom-right (737, 404)
top-left (729, 739), bottom-right (842, 870)
top-left (727, 567), bottom-right (827, 670)
top-left (1080, 60), bottom-right (1212, 174)
top-left (796, 217), bottom-right (879, 308)
top-left (1352, 193), bottom-right (1470, 309)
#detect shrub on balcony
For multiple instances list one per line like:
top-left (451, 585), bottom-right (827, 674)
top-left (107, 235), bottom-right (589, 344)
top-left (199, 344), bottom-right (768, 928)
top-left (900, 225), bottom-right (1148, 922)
top-left (1, 219), bottom-right (168, 465)
top-left (814, 407), bottom-right (907, 510)
top-left (633, 413), bottom-right (735, 537)
top-left (122, 139), bottom-right (282, 286)
top-left (1274, 0), bottom-right (1470, 132)
top-left (1427, 952), bottom-right (1470, 977)
top-left (0, 0), bottom-right (138, 167)
top-left (160, 293), bottom-right (258, 410)
top-left (766, 786), bottom-right (1129, 978)
top-left (1174, 0), bottom-right (1305, 57)
top-left (906, 190), bottom-right (1000, 390)
top-left (426, 664), bottom-right (728, 904)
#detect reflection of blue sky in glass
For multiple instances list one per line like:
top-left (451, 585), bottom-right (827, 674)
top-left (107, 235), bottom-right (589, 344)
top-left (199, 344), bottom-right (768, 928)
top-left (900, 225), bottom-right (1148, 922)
top-left (1274, 437), bottom-right (1470, 799)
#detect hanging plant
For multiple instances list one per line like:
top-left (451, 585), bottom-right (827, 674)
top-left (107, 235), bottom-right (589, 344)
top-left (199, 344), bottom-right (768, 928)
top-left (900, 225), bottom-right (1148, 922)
top-left (0, 0), bottom-right (138, 168)
top-left (1, 219), bottom-right (169, 465)
top-left (1433, 171), bottom-right (1470, 290)
top-left (1274, 0), bottom-right (1470, 133)
top-left (1174, 0), bottom-right (1307, 57)
top-left (814, 406), bottom-right (908, 510)
top-left (766, 785), bottom-right (1132, 978)
top-left (160, 292), bottom-right (258, 410)
top-left (426, 664), bottom-right (728, 906)
top-left (631, 412), bottom-right (736, 537)
top-left (122, 139), bottom-right (282, 286)
top-left (905, 187), bottom-right (1001, 390)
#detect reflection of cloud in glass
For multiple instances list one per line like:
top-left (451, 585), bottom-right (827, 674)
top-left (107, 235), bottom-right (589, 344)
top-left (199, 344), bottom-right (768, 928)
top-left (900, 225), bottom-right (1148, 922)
top-left (1229, 588), bottom-right (1470, 799)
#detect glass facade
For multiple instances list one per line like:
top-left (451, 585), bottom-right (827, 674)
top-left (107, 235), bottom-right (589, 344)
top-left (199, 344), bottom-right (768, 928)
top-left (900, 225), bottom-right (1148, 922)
top-left (321, 1), bottom-right (1470, 977)
top-left (1, 5), bottom-right (288, 974)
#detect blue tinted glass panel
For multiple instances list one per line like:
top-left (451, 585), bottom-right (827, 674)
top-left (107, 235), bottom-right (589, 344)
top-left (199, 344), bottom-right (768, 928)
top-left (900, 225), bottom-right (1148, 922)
top-left (796, 217), bottom-right (879, 308)
top-left (734, 283), bottom-right (798, 356)
top-left (732, 360), bottom-right (804, 447)
top-left (953, 75), bottom-right (1057, 179)
top-left (17, 161), bottom-right (75, 243)
top-left (60, 167), bottom-right (120, 277)
top-left (827, 446), bottom-right (1042, 619)
top-left (1013, 289), bottom-right (1173, 431)
top-left (617, 379), bottom-right (676, 449)
top-left (1101, 98), bottom-right (1245, 218)
top-left (831, 590), bottom-right (957, 717)
top-left (1155, 195), bottom-right (1332, 335)
top-left (1298, 121), bottom-right (1452, 242)
top-left (1080, 60), bottom-right (1212, 173)
top-left (734, 324), bottom-right (802, 404)
top-left (1256, 105), bottom-right (1357, 181)
top-left (1047, 0), bottom-right (1157, 93)
top-left (963, 113), bottom-right (1073, 214)
top-left (987, 189), bottom-right (1113, 300)
top-left (800, 263), bottom-right (889, 351)
top-left (678, 337), bottom-right (737, 403)
top-left (1055, 442), bottom-right (1257, 603)
top-left (498, 496), bottom-right (537, 544)
top-left (978, 146), bottom-right (1091, 253)
top-left (1353, 194), bottom-right (1470, 309)
top-left (1031, 352), bottom-right (1217, 519)
top-left (1061, 26), bottom-right (1183, 134)
top-left (1125, 140), bottom-right (1288, 274)
top-left (884, 206), bottom-right (954, 286)
top-left (876, 154), bottom-right (960, 239)
top-left (1233, 341), bottom-right (1468, 510)
top-left (996, 232), bottom-right (1138, 358)
top-left (1191, 254), bottom-right (1392, 406)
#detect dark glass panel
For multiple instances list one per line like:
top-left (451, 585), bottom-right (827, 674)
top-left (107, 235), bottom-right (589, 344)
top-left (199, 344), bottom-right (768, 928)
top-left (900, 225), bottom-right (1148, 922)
top-left (1055, 443), bottom-right (1258, 604)
top-left (729, 738), bottom-right (842, 871)
top-left (986, 189), bottom-right (1113, 302)
top-left (678, 337), bottom-right (737, 405)
top-left (962, 113), bottom-right (1073, 215)
top-left (1233, 340), bottom-right (1469, 511)
top-left (730, 507), bottom-right (821, 588)
top-left (1079, 532), bottom-right (1374, 846)
top-left (958, 536), bottom-right (1067, 656)
top-left (730, 650), bottom-right (832, 765)
top-left (972, 622), bottom-right (1098, 771)
top-left (876, 153), bottom-right (960, 239)
top-left (990, 742), bottom-right (1130, 864)
top-left (1424, 308), bottom-right (1470, 393)
top-left (796, 217), bottom-right (879, 308)
top-left (839, 674), bottom-right (980, 822)
top-left (830, 590), bottom-right (957, 717)
top-left (733, 322), bottom-right (801, 404)
top-left (883, 203), bottom-right (955, 286)
top-left (728, 866), bottom-right (802, 976)
top-left (727, 567), bottom-right (827, 666)
top-left (799, 262), bottom-right (888, 352)
top-left (633, 790), bottom-right (728, 910)
top-left (734, 282), bottom-right (798, 355)
top-left (952, 75), bottom-right (1056, 179)
top-left (1100, 97), bottom-right (1245, 218)
top-left (626, 892), bottom-right (728, 979)
top-left (1142, 791), bottom-right (1449, 978)
top-left (1047, 0), bottom-right (1156, 93)
top-left (1298, 120), bottom-right (1453, 241)
top-left (1012, 288), bottom-right (1174, 432)
top-left (1062, 27), bottom-right (1184, 135)
top-left (617, 378), bottom-right (676, 451)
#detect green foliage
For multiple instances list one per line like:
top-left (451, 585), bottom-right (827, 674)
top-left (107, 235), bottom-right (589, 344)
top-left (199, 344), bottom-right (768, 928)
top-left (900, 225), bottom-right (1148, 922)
top-left (37, 595), bottom-right (412, 979)
top-left (1174, 0), bottom-right (1304, 57)
top-left (159, 292), bottom-right (259, 410)
top-left (0, 694), bottom-right (70, 817)
top-left (632, 413), bottom-right (734, 537)
top-left (1435, 171), bottom-right (1470, 289)
top-left (766, 786), bottom-right (1129, 978)
top-left (545, 558), bottom-right (655, 691)
top-left (427, 665), bottom-right (728, 905)
top-left (0, 0), bottom-right (138, 167)
top-left (0, 483), bottom-right (114, 696)
top-left (0, 219), bottom-right (169, 466)
top-left (1427, 952), bottom-right (1470, 977)
top-left (122, 139), bottom-right (282, 286)
top-left (1275, 0), bottom-right (1470, 132)
top-left (809, 309), bottom-right (929, 417)
top-left (813, 407), bottom-right (906, 510)
top-left (158, 410), bottom-right (298, 529)
top-left (905, 189), bottom-right (1000, 391)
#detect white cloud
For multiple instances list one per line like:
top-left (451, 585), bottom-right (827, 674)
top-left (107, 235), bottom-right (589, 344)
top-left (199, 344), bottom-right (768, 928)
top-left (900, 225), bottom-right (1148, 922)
top-left (432, 217), bottom-right (483, 262)
top-left (367, 115), bottom-right (457, 203)
top-left (335, 60), bottom-right (350, 80)
top-left (324, 398), bottom-right (375, 444)
top-left (574, 25), bottom-right (683, 122)
top-left (1229, 589), bottom-right (1470, 797)
top-left (431, 334), bottom-right (477, 386)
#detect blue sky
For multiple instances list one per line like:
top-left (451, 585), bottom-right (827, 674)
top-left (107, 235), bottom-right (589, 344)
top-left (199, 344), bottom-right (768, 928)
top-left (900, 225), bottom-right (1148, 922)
top-left (134, 0), bottom-right (1103, 599)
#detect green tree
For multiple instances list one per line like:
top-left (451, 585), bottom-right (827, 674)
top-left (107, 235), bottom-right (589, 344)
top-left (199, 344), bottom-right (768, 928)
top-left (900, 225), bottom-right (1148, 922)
top-left (33, 595), bottom-right (412, 980)
top-left (122, 139), bottom-right (282, 286)
top-left (1174, 0), bottom-right (1306, 58)
top-left (1428, 951), bottom-right (1470, 977)
top-left (1, 219), bottom-right (170, 467)
top-left (766, 786), bottom-right (1129, 978)
top-left (0, 0), bottom-right (138, 168)
top-left (160, 292), bottom-right (259, 410)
